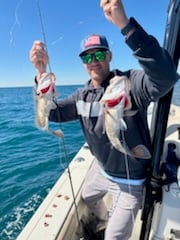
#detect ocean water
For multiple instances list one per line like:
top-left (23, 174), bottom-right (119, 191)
top-left (0, 82), bottom-right (179, 240)
top-left (0, 85), bottom-right (85, 240)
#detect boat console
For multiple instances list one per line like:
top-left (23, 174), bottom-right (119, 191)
top-left (150, 105), bottom-right (180, 240)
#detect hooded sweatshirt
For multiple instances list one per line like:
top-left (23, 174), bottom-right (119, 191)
top-left (48, 20), bottom-right (178, 180)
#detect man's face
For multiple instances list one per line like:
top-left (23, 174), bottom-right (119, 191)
top-left (80, 48), bottom-right (112, 85)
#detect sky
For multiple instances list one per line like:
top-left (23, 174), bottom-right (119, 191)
top-left (0, 0), bottom-right (173, 87)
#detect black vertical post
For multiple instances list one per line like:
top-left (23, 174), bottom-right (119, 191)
top-left (139, 0), bottom-right (180, 239)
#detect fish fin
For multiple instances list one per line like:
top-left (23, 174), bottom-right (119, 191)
top-left (124, 110), bottom-right (138, 117)
top-left (131, 145), bottom-right (151, 159)
top-left (45, 100), bottom-right (57, 115)
top-left (120, 119), bottom-right (127, 131)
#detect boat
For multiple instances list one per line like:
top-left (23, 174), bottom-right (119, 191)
top-left (16, 103), bottom-right (180, 240)
top-left (17, 0), bottom-right (180, 239)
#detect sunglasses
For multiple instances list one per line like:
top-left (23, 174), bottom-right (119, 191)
top-left (80, 50), bottom-right (108, 64)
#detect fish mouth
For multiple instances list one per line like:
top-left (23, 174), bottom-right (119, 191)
top-left (105, 95), bottom-right (129, 108)
top-left (40, 84), bottom-right (51, 94)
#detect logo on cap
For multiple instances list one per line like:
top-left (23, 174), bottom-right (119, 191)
top-left (84, 35), bottom-right (101, 48)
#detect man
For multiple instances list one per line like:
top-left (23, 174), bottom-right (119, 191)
top-left (30, 0), bottom-right (178, 239)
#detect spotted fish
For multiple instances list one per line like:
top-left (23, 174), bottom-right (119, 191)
top-left (35, 72), bottom-right (63, 138)
top-left (101, 76), bottom-right (151, 159)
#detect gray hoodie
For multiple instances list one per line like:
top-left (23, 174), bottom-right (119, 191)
top-left (48, 21), bottom-right (178, 179)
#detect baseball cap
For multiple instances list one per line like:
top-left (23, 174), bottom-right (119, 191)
top-left (79, 34), bottom-right (110, 56)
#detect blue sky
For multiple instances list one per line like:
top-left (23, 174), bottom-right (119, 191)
top-left (0, 0), bottom-right (171, 87)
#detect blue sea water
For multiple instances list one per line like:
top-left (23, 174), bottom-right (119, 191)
top-left (0, 85), bottom-right (85, 240)
top-left (0, 82), bottom-right (179, 240)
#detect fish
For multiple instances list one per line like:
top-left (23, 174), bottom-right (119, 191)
top-left (101, 75), bottom-right (151, 159)
top-left (35, 72), bottom-right (64, 138)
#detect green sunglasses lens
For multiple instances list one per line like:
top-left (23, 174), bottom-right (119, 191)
top-left (94, 51), bottom-right (106, 61)
top-left (82, 54), bottom-right (93, 64)
top-left (81, 51), bottom-right (107, 64)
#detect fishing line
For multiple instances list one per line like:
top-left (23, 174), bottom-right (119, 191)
top-left (35, 0), bottom-right (83, 234)
top-left (121, 131), bottom-right (135, 224)
top-left (9, 0), bottom-right (24, 44)
top-left (61, 137), bottom-right (82, 226)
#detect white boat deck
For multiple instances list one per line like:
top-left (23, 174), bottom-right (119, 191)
top-left (17, 144), bottom-right (94, 240)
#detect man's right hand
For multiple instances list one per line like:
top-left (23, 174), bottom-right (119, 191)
top-left (100, 0), bottom-right (129, 30)
top-left (29, 40), bottom-right (49, 81)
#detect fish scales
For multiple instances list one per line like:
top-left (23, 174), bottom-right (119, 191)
top-left (101, 76), bottom-right (151, 159)
top-left (35, 72), bottom-right (63, 138)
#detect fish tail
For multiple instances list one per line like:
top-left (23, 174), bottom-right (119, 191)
top-left (131, 145), bottom-right (151, 159)
top-left (46, 128), bottom-right (64, 138)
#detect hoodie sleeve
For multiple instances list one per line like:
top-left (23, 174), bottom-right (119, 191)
top-left (125, 20), bottom-right (178, 106)
top-left (49, 90), bottom-right (79, 122)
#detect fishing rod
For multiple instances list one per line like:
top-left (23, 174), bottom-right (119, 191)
top-left (139, 0), bottom-right (180, 239)
top-left (35, 0), bottom-right (84, 237)
top-left (36, 0), bottom-right (52, 73)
